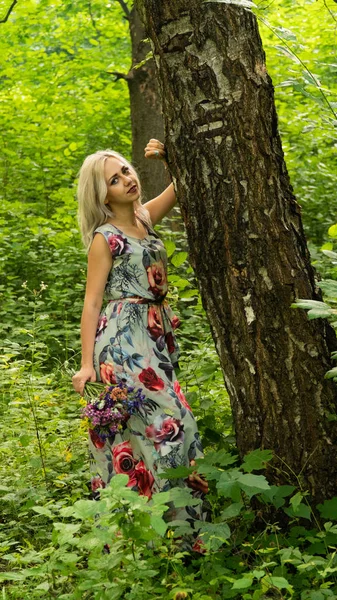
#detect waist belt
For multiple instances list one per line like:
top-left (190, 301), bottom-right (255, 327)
top-left (109, 295), bottom-right (167, 306)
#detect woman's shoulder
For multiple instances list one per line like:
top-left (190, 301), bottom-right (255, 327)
top-left (94, 223), bottom-right (116, 235)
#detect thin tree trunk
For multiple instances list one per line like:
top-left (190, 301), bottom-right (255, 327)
top-left (128, 7), bottom-right (167, 201)
top-left (137, 0), bottom-right (337, 501)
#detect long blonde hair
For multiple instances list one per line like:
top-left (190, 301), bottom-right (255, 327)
top-left (77, 149), bottom-right (151, 250)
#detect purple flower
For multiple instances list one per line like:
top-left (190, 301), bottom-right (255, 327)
top-left (82, 382), bottom-right (145, 444)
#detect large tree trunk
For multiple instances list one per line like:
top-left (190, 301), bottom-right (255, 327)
top-left (137, 0), bottom-right (337, 501)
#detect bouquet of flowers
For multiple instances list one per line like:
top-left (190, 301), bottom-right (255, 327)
top-left (82, 381), bottom-right (146, 443)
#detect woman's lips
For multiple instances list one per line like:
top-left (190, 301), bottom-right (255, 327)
top-left (127, 185), bottom-right (137, 194)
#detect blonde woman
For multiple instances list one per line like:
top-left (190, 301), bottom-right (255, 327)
top-left (72, 139), bottom-right (208, 546)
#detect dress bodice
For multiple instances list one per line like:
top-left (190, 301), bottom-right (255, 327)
top-left (94, 222), bottom-right (168, 302)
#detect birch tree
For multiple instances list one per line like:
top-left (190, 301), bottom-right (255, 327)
top-left (136, 0), bottom-right (337, 501)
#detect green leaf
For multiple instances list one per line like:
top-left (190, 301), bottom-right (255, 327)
top-left (200, 450), bottom-right (238, 467)
top-left (322, 250), bottom-right (337, 260)
top-left (262, 576), bottom-right (293, 592)
top-left (165, 240), bottom-right (176, 257)
top-left (290, 491), bottom-right (303, 511)
top-left (284, 503), bottom-right (311, 520)
top-left (217, 470), bottom-right (241, 499)
top-left (19, 434), bottom-right (32, 447)
top-left (237, 473), bottom-right (270, 496)
top-left (308, 593), bottom-right (325, 600)
top-left (150, 515), bottom-right (167, 536)
top-left (242, 449), bottom-right (273, 472)
top-left (32, 506), bottom-right (53, 518)
top-left (328, 224), bottom-right (337, 238)
top-left (262, 484), bottom-right (296, 507)
top-left (220, 502), bottom-right (243, 520)
top-left (72, 499), bottom-right (99, 520)
top-left (274, 26), bottom-right (297, 41)
top-left (232, 577), bottom-right (254, 590)
top-left (171, 252), bottom-right (188, 267)
top-left (169, 487), bottom-right (201, 508)
top-left (109, 474), bottom-right (129, 489)
top-left (292, 299), bottom-right (330, 311)
top-left (198, 522), bottom-right (231, 550)
top-left (317, 497), bottom-right (337, 520)
top-left (152, 491), bottom-right (171, 505)
top-left (158, 465), bottom-right (193, 479)
top-left (324, 367), bottom-right (337, 379)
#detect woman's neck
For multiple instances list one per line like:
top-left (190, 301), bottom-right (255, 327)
top-left (107, 204), bottom-right (137, 227)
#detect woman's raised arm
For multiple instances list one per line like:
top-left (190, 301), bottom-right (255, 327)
top-left (143, 138), bottom-right (177, 225)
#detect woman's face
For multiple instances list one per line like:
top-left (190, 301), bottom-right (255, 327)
top-left (104, 157), bottom-right (140, 209)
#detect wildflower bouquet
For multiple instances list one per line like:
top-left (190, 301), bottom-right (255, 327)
top-left (82, 381), bottom-right (146, 443)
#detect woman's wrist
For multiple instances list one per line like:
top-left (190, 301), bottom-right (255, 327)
top-left (81, 361), bottom-right (94, 370)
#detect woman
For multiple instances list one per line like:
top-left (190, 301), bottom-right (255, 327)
top-left (72, 139), bottom-right (208, 532)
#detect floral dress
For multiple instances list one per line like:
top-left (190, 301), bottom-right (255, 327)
top-left (89, 219), bottom-right (206, 527)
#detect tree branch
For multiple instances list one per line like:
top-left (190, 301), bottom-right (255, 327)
top-left (116, 0), bottom-right (130, 18)
top-left (108, 70), bottom-right (133, 81)
top-left (88, 0), bottom-right (100, 35)
top-left (0, 0), bottom-right (18, 23)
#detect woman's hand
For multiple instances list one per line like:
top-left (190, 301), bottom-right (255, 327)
top-left (72, 366), bottom-right (96, 396)
top-left (188, 459), bottom-right (209, 494)
top-left (144, 139), bottom-right (167, 163)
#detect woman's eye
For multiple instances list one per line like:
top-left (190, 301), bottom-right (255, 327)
top-left (111, 177), bottom-right (118, 185)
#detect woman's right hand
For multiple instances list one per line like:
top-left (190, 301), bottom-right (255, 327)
top-left (72, 366), bottom-right (96, 396)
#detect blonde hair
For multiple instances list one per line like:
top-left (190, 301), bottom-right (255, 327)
top-left (77, 149), bottom-right (151, 250)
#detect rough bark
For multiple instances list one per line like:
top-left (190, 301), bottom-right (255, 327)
top-left (128, 7), bottom-right (167, 201)
top-left (137, 0), bottom-right (337, 500)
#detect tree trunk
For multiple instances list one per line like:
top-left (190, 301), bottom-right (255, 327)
top-left (137, 0), bottom-right (337, 501)
top-left (128, 6), bottom-right (167, 201)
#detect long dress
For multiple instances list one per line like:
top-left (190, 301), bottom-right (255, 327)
top-left (89, 219), bottom-right (206, 528)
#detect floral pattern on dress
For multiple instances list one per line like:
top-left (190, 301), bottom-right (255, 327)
top-left (89, 221), bottom-right (207, 528)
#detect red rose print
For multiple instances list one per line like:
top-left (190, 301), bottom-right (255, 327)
top-left (139, 367), bottom-right (165, 391)
top-left (174, 380), bottom-right (191, 411)
top-left (89, 428), bottom-right (105, 449)
top-left (145, 414), bottom-right (184, 455)
top-left (147, 305), bottom-right (164, 339)
top-left (100, 362), bottom-right (117, 385)
top-left (107, 234), bottom-right (132, 257)
top-left (134, 461), bottom-right (155, 499)
top-left (146, 260), bottom-right (168, 297)
top-left (113, 441), bottom-right (137, 485)
top-left (192, 537), bottom-right (207, 554)
top-left (112, 442), bottom-right (154, 498)
top-left (165, 331), bottom-right (176, 355)
top-left (91, 476), bottom-right (106, 492)
top-left (96, 315), bottom-right (107, 338)
top-left (170, 314), bottom-right (181, 330)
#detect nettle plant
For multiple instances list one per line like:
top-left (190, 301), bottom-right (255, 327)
top-left (2, 449), bottom-right (337, 599)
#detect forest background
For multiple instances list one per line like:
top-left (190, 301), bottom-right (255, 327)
top-left (1, 0), bottom-right (337, 598)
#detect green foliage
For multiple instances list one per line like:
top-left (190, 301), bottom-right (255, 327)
top-left (257, 0), bottom-right (337, 244)
top-left (1, 0), bottom-right (337, 598)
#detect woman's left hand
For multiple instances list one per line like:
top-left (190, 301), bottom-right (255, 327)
top-left (144, 139), bottom-right (167, 162)
top-left (188, 459), bottom-right (209, 494)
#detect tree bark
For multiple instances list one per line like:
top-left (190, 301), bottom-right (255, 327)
top-left (127, 7), bottom-right (167, 201)
top-left (137, 0), bottom-right (337, 501)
